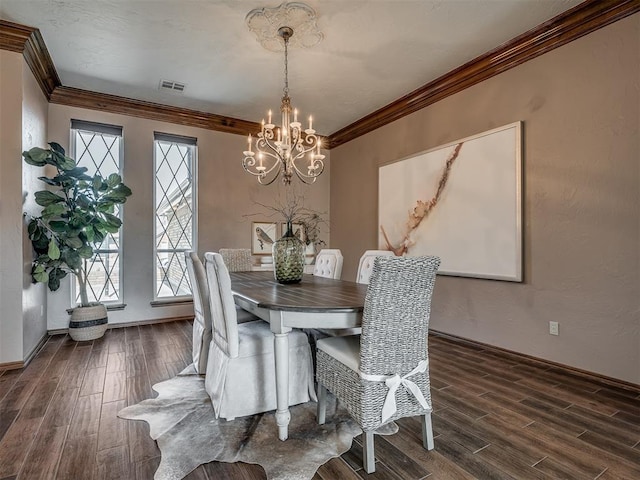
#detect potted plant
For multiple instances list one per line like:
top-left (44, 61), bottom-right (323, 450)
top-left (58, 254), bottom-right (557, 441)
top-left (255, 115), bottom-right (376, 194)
top-left (23, 142), bottom-right (132, 341)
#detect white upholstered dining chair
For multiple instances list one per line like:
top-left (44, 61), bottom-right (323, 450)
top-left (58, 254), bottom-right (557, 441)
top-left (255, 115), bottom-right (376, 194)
top-left (316, 255), bottom-right (441, 473)
top-left (203, 252), bottom-right (316, 420)
top-left (185, 251), bottom-right (257, 374)
top-left (356, 250), bottom-right (395, 284)
top-left (313, 249), bottom-right (343, 279)
top-left (184, 252), bottom-right (213, 374)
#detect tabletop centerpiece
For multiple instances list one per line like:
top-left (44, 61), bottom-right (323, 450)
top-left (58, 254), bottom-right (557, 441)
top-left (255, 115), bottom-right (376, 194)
top-left (248, 191), bottom-right (326, 284)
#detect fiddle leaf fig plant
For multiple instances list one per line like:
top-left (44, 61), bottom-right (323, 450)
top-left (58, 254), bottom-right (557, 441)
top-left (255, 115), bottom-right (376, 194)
top-left (23, 142), bottom-right (132, 307)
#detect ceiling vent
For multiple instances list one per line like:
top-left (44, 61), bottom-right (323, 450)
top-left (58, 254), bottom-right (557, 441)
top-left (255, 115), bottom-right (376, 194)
top-left (159, 79), bottom-right (186, 94)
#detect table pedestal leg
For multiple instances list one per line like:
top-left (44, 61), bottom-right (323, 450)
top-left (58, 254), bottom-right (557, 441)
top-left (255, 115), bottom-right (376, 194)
top-left (274, 332), bottom-right (290, 440)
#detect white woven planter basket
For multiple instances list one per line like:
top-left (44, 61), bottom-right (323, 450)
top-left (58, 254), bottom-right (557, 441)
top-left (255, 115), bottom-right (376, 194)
top-left (69, 304), bottom-right (108, 341)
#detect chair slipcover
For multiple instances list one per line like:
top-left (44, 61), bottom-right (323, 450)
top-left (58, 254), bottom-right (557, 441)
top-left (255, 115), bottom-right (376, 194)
top-left (356, 250), bottom-right (395, 284)
top-left (219, 248), bottom-right (253, 272)
top-left (316, 255), bottom-right (440, 473)
top-left (313, 249), bottom-right (344, 279)
top-left (184, 252), bottom-right (213, 374)
top-left (203, 252), bottom-right (316, 420)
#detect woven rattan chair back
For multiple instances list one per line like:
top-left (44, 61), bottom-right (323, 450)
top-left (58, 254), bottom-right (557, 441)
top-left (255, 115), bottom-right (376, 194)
top-left (203, 252), bottom-right (240, 358)
top-left (184, 252), bottom-right (213, 373)
top-left (360, 256), bottom-right (440, 381)
top-left (313, 249), bottom-right (344, 279)
top-left (355, 250), bottom-right (394, 284)
top-left (219, 248), bottom-right (252, 272)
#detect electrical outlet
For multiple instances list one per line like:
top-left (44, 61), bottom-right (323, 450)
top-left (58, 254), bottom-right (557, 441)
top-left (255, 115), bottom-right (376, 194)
top-left (549, 321), bottom-right (559, 336)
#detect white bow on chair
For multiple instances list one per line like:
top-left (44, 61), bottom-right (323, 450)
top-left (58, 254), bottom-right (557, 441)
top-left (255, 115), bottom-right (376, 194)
top-left (360, 359), bottom-right (431, 423)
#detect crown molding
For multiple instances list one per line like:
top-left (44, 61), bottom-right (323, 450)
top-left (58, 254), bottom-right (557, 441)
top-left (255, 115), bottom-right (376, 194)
top-left (3, 0), bottom-right (638, 146)
top-left (49, 86), bottom-right (261, 136)
top-left (0, 19), bottom-right (61, 99)
top-left (327, 0), bottom-right (640, 149)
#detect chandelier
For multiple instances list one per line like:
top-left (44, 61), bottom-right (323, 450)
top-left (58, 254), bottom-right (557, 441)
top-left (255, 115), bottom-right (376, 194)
top-left (243, 21), bottom-right (324, 185)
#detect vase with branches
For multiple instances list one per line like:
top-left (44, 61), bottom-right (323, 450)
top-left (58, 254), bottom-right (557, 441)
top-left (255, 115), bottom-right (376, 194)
top-left (247, 191), bottom-right (327, 282)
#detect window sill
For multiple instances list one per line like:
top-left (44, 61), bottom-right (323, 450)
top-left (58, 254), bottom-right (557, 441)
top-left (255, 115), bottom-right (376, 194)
top-left (150, 297), bottom-right (193, 307)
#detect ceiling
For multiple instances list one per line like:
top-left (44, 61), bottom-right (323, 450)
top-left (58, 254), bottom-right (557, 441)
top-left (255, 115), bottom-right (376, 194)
top-left (0, 0), bottom-right (584, 135)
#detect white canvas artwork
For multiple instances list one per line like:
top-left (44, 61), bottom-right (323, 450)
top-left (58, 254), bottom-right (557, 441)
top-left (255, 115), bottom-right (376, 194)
top-left (378, 122), bottom-right (523, 281)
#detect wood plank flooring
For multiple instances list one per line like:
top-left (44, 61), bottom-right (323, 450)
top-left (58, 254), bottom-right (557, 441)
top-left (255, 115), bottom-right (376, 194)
top-left (0, 320), bottom-right (638, 479)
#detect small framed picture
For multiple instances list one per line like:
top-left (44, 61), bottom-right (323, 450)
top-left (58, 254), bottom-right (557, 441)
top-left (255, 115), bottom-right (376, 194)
top-left (252, 222), bottom-right (279, 255)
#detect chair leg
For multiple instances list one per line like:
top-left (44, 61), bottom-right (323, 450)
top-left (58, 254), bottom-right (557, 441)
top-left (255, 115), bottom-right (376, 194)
top-left (317, 383), bottom-right (327, 425)
top-left (422, 412), bottom-right (434, 450)
top-left (363, 431), bottom-right (376, 473)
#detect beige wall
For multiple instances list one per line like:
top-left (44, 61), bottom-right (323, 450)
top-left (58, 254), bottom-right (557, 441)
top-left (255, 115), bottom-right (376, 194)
top-left (47, 104), bottom-right (330, 330)
top-left (21, 58), bottom-right (49, 358)
top-left (0, 50), bottom-right (24, 363)
top-left (330, 15), bottom-right (639, 383)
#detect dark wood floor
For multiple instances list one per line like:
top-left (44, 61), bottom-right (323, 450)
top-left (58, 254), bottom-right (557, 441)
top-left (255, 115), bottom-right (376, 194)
top-left (0, 320), bottom-right (638, 480)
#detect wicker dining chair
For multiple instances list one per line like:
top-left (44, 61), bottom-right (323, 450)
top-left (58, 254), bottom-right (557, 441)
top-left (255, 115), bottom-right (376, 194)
top-left (203, 252), bottom-right (316, 420)
top-left (219, 248), bottom-right (253, 272)
top-left (316, 255), bottom-right (441, 473)
top-left (184, 252), bottom-right (214, 374)
top-left (313, 248), bottom-right (344, 279)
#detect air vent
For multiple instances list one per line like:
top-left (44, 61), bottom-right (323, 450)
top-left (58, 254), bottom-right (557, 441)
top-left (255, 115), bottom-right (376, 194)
top-left (159, 79), bottom-right (186, 94)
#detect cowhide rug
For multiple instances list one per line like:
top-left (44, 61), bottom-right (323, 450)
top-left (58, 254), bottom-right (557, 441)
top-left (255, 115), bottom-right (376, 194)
top-left (118, 371), bottom-right (397, 480)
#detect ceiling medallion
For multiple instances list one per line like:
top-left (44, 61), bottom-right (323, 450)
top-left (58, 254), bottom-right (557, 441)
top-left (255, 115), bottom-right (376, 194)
top-left (245, 2), bottom-right (323, 52)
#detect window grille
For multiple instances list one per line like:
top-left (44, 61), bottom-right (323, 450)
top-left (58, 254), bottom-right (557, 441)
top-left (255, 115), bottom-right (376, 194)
top-left (154, 132), bottom-right (197, 298)
top-left (71, 119), bottom-right (125, 304)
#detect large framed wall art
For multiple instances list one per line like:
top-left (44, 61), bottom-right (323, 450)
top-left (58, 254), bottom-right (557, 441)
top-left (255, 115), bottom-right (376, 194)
top-left (378, 122), bottom-right (523, 281)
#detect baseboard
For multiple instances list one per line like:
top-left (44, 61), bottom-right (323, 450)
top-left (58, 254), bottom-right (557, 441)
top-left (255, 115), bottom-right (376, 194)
top-left (47, 314), bottom-right (194, 335)
top-left (0, 360), bottom-right (24, 371)
top-left (23, 333), bottom-right (49, 366)
top-left (431, 329), bottom-right (640, 393)
top-left (0, 332), bottom-right (50, 372)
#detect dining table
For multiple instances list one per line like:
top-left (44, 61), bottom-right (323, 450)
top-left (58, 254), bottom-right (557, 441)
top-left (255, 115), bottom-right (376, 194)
top-left (229, 270), bottom-right (368, 441)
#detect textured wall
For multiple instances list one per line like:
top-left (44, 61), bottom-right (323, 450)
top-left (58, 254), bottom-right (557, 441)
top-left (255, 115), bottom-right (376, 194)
top-left (47, 104), bottom-right (330, 330)
top-left (21, 58), bottom-right (49, 359)
top-left (330, 15), bottom-right (639, 383)
top-left (0, 51), bottom-right (24, 363)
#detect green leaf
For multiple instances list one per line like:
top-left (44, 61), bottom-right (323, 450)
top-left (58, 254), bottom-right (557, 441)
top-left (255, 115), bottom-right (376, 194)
top-left (65, 250), bottom-right (82, 269)
top-left (92, 176), bottom-right (103, 191)
top-left (35, 190), bottom-right (65, 206)
top-left (103, 213), bottom-right (122, 228)
top-left (49, 142), bottom-right (65, 155)
top-left (113, 184), bottom-right (132, 197)
top-left (32, 235), bottom-right (50, 252)
top-left (48, 238), bottom-right (61, 260)
top-left (65, 236), bottom-right (84, 249)
top-left (41, 203), bottom-right (66, 218)
top-left (84, 227), bottom-right (95, 243)
top-left (33, 266), bottom-right (49, 284)
top-left (49, 220), bottom-right (68, 233)
top-left (37, 176), bottom-right (60, 186)
top-left (27, 219), bottom-right (38, 236)
top-left (93, 228), bottom-right (104, 244)
top-left (23, 147), bottom-right (49, 166)
top-left (78, 245), bottom-right (93, 258)
top-left (106, 173), bottom-right (122, 187)
top-left (65, 166), bottom-right (89, 178)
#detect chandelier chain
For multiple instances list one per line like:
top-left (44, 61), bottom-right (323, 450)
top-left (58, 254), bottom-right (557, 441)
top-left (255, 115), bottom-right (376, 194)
top-left (283, 35), bottom-right (289, 97)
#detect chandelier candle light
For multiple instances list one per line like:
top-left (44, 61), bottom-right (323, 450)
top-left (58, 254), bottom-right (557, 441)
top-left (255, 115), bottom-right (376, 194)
top-left (243, 26), bottom-right (325, 185)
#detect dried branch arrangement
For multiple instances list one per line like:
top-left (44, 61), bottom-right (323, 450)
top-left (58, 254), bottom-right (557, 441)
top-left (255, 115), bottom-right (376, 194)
top-left (380, 142), bottom-right (463, 256)
top-left (246, 190), bottom-right (328, 250)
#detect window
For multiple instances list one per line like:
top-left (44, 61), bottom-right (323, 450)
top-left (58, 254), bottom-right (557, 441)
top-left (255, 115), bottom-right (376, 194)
top-left (154, 132), bottom-right (197, 299)
top-left (71, 120), bottom-right (125, 304)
